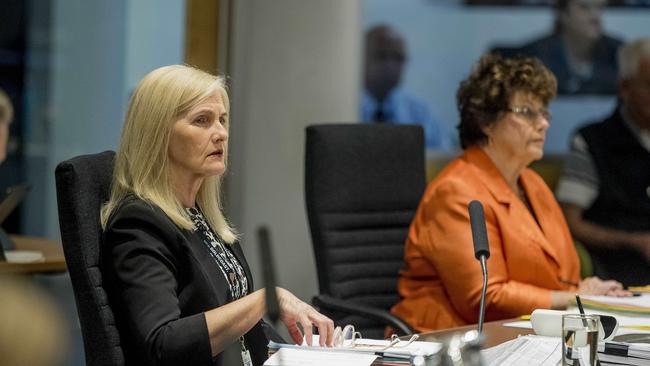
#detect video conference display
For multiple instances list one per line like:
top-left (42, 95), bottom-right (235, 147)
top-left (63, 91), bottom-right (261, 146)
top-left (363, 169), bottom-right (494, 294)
top-left (362, 0), bottom-right (649, 153)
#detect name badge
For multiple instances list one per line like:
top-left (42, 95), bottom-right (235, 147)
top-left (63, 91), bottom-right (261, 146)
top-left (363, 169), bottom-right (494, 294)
top-left (241, 349), bottom-right (252, 366)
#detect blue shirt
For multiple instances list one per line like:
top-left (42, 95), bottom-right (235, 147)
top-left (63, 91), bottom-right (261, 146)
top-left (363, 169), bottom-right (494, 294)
top-left (361, 89), bottom-right (451, 151)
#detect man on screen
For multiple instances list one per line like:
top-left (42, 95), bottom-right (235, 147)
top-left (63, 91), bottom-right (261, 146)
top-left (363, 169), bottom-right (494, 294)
top-left (492, 0), bottom-right (622, 94)
top-left (362, 24), bottom-right (451, 151)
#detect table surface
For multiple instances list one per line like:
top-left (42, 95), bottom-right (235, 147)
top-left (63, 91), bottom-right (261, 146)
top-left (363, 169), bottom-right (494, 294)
top-left (370, 319), bottom-right (532, 365)
top-left (0, 235), bottom-right (66, 274)
top-left (416, 318), bottom-right (533, 348)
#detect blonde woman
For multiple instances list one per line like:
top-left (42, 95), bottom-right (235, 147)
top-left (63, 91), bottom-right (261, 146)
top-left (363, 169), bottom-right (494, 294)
top-left (101, 65), bottom-right (333, 366)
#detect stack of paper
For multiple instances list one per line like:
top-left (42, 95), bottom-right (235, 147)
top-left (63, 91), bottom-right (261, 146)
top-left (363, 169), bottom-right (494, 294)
top-left (597, 341), bottom-right (650, 366)
top-left (264, 348), bottom-right (378, 366)
top-left (265, 336), bottom-right (442, 366)
top-left (481, 335), bottom-right (562, 366)
top-left (580, 295), bottom-right (650, 316)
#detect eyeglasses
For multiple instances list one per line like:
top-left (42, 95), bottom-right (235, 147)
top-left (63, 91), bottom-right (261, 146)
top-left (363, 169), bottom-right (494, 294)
top-left (506, 106), bottom-right (551, 124)
top-left (332, 325), bottom-right (362, 347)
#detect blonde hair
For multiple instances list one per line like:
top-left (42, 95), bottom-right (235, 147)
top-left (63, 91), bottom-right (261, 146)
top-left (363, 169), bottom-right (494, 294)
top-left (0, 88), bottom-right (13, 125)
top-left (100, 64), bottom-right (237, 243)
top-left (618, 38), bottom-right (650, 81)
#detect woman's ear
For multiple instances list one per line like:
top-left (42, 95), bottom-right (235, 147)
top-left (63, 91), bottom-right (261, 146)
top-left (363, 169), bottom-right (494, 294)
top-left (481, 123), bottom-right (494, 140)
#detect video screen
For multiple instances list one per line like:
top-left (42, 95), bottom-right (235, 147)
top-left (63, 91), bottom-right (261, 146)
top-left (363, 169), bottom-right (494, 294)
top-left (361, 0), bottom-right (649, 153)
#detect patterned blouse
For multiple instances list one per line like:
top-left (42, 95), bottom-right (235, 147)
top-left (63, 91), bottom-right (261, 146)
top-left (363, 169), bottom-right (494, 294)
top-left (187, 207), bottom-right (248, 301)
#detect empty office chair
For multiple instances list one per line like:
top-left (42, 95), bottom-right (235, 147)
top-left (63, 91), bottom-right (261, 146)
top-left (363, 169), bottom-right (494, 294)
top-left (305, 124), bottom-right (424, 338)
top-left (55, 151), bottom-right (123, 366)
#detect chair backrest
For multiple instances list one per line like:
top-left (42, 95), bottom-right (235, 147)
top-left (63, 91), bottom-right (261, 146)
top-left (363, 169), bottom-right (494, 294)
top-left (55, 151), bottom-right (124, 366)
top-left (305, 124), bottom-right (425, 337)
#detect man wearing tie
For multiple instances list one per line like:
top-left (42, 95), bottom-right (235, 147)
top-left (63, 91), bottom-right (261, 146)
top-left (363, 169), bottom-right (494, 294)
top-left (361, 24), bottom-right (451, 151)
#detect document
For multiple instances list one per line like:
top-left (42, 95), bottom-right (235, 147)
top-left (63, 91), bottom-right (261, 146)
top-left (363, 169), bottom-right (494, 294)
top-left (264, 348), bottom-right (377, 366)
top-left (482, 335), bottom-right (562, 366)
top-left (580, 295), bottom-right (650, 316)
top-left (270, 335), bottom-right (442, 358)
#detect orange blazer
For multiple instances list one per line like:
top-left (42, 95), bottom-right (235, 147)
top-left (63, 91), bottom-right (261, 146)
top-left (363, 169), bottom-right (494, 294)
top-left (391, 146), bottom-right (580, 332)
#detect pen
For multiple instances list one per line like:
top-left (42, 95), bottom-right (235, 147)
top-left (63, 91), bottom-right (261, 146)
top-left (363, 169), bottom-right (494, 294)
top-left (575, 294), bottom-right (589, 327)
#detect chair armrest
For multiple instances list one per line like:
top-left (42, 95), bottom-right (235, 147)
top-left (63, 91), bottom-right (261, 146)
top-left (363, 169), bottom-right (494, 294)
top-left (312, 294), bottom-right (414, 336)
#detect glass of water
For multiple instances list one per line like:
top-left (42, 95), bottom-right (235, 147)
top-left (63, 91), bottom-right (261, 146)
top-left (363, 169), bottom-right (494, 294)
top-left (562, 314), bottom-right (600, 366)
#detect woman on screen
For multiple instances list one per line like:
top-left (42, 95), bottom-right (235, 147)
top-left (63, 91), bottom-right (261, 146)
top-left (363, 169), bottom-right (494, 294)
top-left (391, 54), bottom-right (629, 332)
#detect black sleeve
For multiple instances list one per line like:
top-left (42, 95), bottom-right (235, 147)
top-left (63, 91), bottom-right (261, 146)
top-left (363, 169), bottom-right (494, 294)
top-left (103, 201), bottom-right (213, 366)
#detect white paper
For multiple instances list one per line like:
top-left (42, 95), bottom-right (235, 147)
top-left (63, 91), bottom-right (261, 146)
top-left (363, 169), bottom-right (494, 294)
top-left (264, 348), bottom-right (377, 366)
top-left (581, 294), bottom-right (650, 308)
top-left (482, 335), bottom-right (562, 366)
top-left (4, 250), bottom-right (44, 263)
top-left (295, 335), bottom-right (442, 356)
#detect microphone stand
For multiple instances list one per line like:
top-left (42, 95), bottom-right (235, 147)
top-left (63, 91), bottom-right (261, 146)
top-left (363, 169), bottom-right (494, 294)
top-left (257, 226), bottom-right (280, 325)
top-left (257, 226), bottom-right (283, 364)
top-left (469, 200), bottom-right (490, 336)
top-left (478, 255), bottom-right (488, 334)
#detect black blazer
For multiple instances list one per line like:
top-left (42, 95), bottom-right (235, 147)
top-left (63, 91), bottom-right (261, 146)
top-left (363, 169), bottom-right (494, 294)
top-left (101, 196), bottom-right (272, 366)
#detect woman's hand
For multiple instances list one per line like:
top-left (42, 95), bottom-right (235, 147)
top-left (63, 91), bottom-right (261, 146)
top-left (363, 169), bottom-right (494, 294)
top-left (276, 287), bottom-right (334, 347)
top-left (578, 276), bottom-right (631, 297)
top-left (552, 277), bottom-right (631, 309)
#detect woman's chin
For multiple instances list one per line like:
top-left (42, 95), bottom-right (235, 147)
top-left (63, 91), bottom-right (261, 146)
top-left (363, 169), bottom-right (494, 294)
top-left (531, 151), bottom-right (544, 163)
top-left (203, 164), bottom-right (226, 177)
top-left (524, 148), bottom-right (544, 165)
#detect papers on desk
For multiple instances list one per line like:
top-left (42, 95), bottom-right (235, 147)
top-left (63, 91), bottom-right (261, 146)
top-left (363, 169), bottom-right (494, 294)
top-left (596, 341), bottom-right (650, 366)
top-left (4, 250), bottom-right (44, 263)
top-left (481, 335), bottom-right (562, 366)
top-left (580, 294), bottom-right (650, 316)
top-left (487, 316), bottom-right (650, 366)
top-left (265, 335), bottom-right (442, 366)
top-left (507, 312), bottom-right (650, 337)
top-left (265, 348), bottom-right (377, 366)
top-left (482, 335), bottom-right (650, 366)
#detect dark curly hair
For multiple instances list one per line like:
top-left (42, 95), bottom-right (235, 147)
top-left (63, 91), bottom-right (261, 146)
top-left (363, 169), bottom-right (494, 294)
top-left (457, 54), bottom-right (557, 149)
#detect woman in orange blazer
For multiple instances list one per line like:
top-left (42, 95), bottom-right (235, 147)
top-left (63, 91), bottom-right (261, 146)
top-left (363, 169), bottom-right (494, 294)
top-left (391, 54), bottom-right (629, 332)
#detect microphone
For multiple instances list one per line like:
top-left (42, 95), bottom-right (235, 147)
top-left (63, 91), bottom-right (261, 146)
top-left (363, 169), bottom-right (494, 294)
top-left (257, 226), bottom-right (280, 325)
top-left (468, 200), bottom-right (490, 334)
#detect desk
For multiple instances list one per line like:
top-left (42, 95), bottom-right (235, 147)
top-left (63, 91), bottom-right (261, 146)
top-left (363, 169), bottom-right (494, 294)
top-left (417, 319), bottom-right (533, 348)
top-left (0, 235), bottom-right (66, 274)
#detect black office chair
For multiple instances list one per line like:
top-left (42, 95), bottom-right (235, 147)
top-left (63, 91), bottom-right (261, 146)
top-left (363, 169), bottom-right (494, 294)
top-left (305, 124), bottom-right (424, 339)
top-left (55, 151), bottom-right (124, 366)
